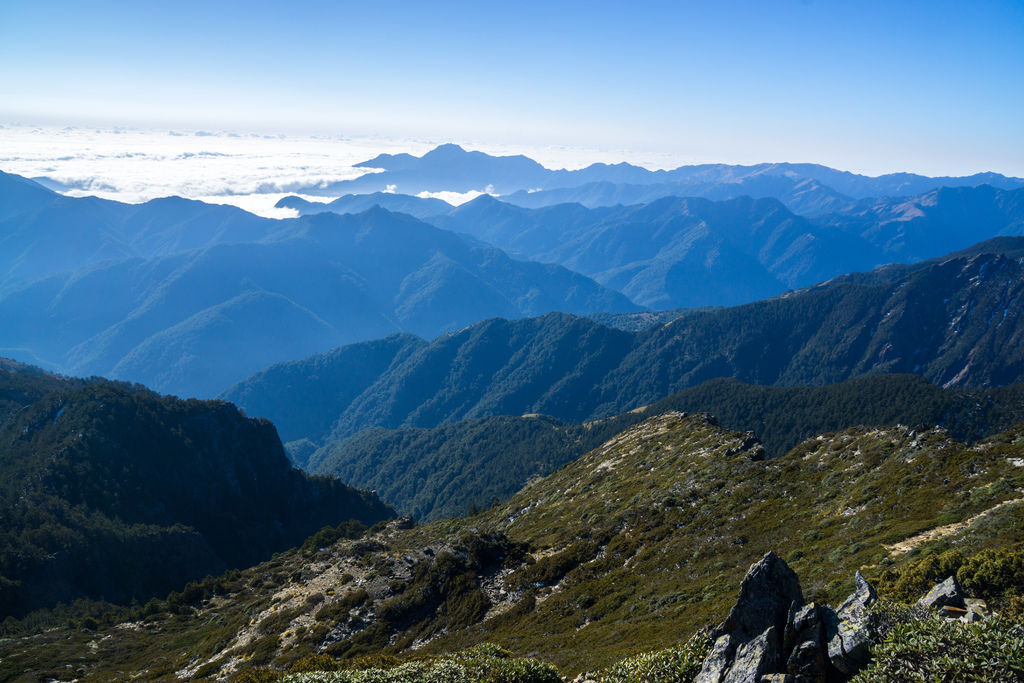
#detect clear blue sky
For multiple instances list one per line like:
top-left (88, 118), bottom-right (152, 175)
top-left (2, 0), bottom-right (1023, 175)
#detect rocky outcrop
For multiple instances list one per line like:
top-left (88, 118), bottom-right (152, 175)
top-left (826, 571), bottom-right (878, 676)
top-left (723, 551), bottom-right (804, 642)
top-left (784, 602), bottom-right (829, 680)
top-left (962, 598), bottom-right (989, 622)
top-left (694, 553), bottom-right (1002, 682)
top-left (696, 551), bottom-right (803, 683)
top-left (725, 432), bottom-right (767, 461)
top-left (916, 575), bottom-right (993, 622)
top-left (697, 554), bottom-right (882, 682)
top-left (728, 626), bottom-right (780, 681)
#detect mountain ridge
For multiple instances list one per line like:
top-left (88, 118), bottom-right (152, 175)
top-left (305, 373), bottom-right (1024, 522)
top-left (225, 240), bottom-right (1024, 444)
top-left (0, 363), bottom-right (394, 618)
top-left (293, 185), bottom-right (1024, 309)
top-left (295, 144), bottom-right (1024, 208)
top-left (8, 408), bottom-right (1019, 678)
top-left (0, 176), bottom-right (636, 397)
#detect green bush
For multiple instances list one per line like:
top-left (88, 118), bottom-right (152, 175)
top-left (229, 668), bottom-right (283, 683)
top-left (853, 614), bottom-right (1024, 682)
top-left (590, 630), bottom-right (712, 683)
top-left (289, 654), bottom-right (343, 673)
top-left (279, 643), bottom-right (560, 682)
top-left (511, 539), bottom-right (600, 589)
top-left (878, 546), bottom-right (1024, 605)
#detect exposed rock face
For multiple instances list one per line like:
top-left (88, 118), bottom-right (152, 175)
top-left (838, 571), bottom-right (878, 613)
top-left (697, 551), bottom-right (803, 683)
top-left (726, 625), bottom-right (780, 682)
top-left (699, 635), bottom-right (736, 683)
top-left (916, 575), bottom-right (965, 611)
top-left (697, 554), bottom-right (881, 682)
top-left (722, 551), bottom-right (804, 642)
top-left (962, 597), bottom-right (989, 622)
top-left (694, 552), bottom-right (1003, 682)
top-left (826, 571), bottom-right (878, 676)
top-left (784, 603), bottom-right (829, 681)
top-left (726, 432), bottom-right (767, 461)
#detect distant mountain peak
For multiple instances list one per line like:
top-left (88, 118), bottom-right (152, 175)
top-left (274, 195), bottom-right (312, 209)
top-left (425, 142), bottom-right (467, 155)
top-left (464, 192), bottom-right (503, 206)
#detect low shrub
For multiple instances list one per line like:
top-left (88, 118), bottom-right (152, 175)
top-left (590, 630), bottom-right (712, 683)
top-left (878, 546), bottom-right (1024, 606)
top-left (853, 613), bottom-right (1024, 682)
top-left (279, 643), bottom-right (560, 682)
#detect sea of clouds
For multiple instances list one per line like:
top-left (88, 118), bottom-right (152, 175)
top-left (0, 124), bottom-right (681, 217)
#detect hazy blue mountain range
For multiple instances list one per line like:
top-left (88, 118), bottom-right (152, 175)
top-left (0, 173), bottom-right (635, 397)
top-left (499, 176), bottom-right (853, 215)
top-left (297, 143), bottom-right (1024, 211)
top-left (0, 171), bottom-right (284, 286)
top-left (225, 239), bottom-right (1024, 449)
top-left (276, 192), bottom-right (453, 219)
top-left (0, 362), bottom-right (393, 617)
top-left (281, 184), bottom-right (1024, 310)
top-left (5, 164), bottom-right (1024, 399)
top-left (435, 186), bottom-right (1024, 308)
top-left (817, 183), bottom-right (1024, 263)
top-left (432, 194), bottom-right (870, 308)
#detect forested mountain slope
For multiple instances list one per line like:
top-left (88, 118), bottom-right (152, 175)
top-left (227, 242), bottom-right (1024, 444)
top-left (306, 374), bottom-right (1024, 522)
top-left (0, 363), bottom-right (393, 618)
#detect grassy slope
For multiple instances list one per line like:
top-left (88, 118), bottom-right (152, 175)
top-left (5, 411), bottom-right (1021, 680)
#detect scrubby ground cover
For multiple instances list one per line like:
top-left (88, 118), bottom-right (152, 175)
top-left (2, 412), bottom-right (1023, 680)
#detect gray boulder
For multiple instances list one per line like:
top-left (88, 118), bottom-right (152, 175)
top-left (916, 575), bottom-right (965, 611)
top-left (837, 570), bottom-right (878, 614)
top-left (962, 597), bottom-right (989, 622)
top-left (826, 571), bottom-right (878, 676)
top-left (697, 635), bottom-right (737, 683)
top-left (698, 556), bottom-right (881, 682)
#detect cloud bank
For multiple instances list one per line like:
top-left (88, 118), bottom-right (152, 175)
top-left (0, 124), bottom-right (674, 216)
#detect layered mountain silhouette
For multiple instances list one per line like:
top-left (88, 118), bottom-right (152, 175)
top-left (5, 149), bottom-right (1024, 681)
top-left (433, 194), bottom-right (865, 308)
top-left (289, 185), bottom-right (1024, 309)
top-left (6, 161), bottom-right (1024, 399)
top-left (500, 176), bottom-right (853, 215)
top-left (225, 239), bottom-right (1024, 446)
top-left (0, 171), bottom-right (283, 285)
top-left (0, 173), bottom-right (635, 397)
top-left (276, 192), bottom-right (452, 219)
top-left (295, 144), bottom-right (1024, 213)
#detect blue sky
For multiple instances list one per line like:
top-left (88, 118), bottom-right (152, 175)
top-left (2, 0), bottom-right (1023, 175)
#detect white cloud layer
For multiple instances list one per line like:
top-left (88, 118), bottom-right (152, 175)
top-left (415, 189), bottom-right (488, 206)
top-left (0, 124), bottom-right (678, 217)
